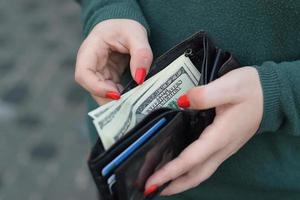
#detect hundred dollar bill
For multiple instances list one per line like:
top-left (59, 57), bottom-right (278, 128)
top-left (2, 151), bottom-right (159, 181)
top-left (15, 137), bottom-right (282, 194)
top-left (92, 70), bottom-right (163, 139)
top-left (93, 79), bottom-right (158, 146)
top-left (89, 60), bottom-right (171, 120)
top-left (88, 87), bottom-right (135, 120)
top-left (98, 54), bottom-right (201, 150)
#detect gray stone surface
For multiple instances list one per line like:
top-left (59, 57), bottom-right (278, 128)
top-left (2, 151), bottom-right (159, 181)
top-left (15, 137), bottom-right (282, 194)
top-left (0, 0), bottom-right (98, 199)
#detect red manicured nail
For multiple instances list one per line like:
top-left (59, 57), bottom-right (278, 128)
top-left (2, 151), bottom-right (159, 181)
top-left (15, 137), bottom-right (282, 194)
top-left (144, 184), bottom-right (158, 196)
top-left (135, 67), bottom-right (146, 85)
top-left (177, 94), bottom-right (190, 108)
top-left (105, 91), bottom-right (120, 100)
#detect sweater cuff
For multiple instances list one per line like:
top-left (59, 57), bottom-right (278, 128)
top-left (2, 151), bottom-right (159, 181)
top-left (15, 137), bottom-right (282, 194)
top-left (253, 62), bottom-right (282, 134)
top-left (82, 2), bottom-right (149, 37)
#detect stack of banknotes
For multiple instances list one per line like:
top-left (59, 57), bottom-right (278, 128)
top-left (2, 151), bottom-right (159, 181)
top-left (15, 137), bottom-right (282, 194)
top-left (88, 54), bottom-right (201, 150)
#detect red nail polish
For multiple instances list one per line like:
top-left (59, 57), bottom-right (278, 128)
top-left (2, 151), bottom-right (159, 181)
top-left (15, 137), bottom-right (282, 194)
top-left (135, 68), bottom-right (146, 85)
top-left (105, 91), bottom-right (120, 100)
top-left (177, 94), bottom-right (190, 108)
top-left (144, 184), bottom-right (158, 196)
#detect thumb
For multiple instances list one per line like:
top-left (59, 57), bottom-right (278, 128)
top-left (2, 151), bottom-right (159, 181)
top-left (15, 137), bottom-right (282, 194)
top-left (177, 73), bottom-right (239, 109)
top-left (125, 27), bottom-right (153, 85)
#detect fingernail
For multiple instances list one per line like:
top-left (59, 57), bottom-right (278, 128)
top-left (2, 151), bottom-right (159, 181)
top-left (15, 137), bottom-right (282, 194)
top-left (135, 67), bottom-right (146, 85)
top-left (105, 91), bottom-right (120, 100)
top-left (144, 184), bottom-right (158, 196)
top-left (177, 94), bottom-right (190, 108)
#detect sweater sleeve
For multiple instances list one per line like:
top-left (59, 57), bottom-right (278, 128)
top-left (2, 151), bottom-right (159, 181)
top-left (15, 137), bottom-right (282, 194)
top-left (76, 0), bottom-right (149, 38)
top-left (253, 60), bottom-right (300, 136)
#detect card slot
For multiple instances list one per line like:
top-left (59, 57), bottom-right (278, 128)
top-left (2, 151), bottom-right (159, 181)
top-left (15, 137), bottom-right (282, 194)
top-left (111, 112), bottom-right (190, 200)
top-left (101, 118), bottom-right (169, 178)
top-left (88, 108), bottom-right (178, 176)
top-left (89, 108), bottom-right (169, 165)
top-left (217, 52), bottom-right (240, 77)
top-left (208, 49), bottom-right (222, 82)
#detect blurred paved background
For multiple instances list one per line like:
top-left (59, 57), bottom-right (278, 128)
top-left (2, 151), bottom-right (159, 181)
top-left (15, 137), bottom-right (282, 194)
top-left (0, 0), bottom-right (98, 199)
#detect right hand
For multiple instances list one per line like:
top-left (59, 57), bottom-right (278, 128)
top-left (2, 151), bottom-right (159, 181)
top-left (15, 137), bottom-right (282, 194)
top-left (75, 19), bottom-right (153, 105)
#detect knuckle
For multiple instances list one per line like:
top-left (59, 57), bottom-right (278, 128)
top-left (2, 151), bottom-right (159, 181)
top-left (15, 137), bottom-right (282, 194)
top-left (189, 178), bottom-right (201, 188)
top-left (230, 149), bottom-right (238, 157)
top-left (194, 171), bottom-right (213, 186)
top-left (228, 146), bottom-right (239, 157)
top-left (202, 171), bottom-right (213, 182)
top-left (230, 80), bottom-right (241, 99)
top-left (191, 182), bottom-right (199, 189)
top-left (135, 47), bottom-right (153, 59)
top-left (128, 23), bottom-right (148, 38)
top-left (128, 19), bottom-right (146, 30)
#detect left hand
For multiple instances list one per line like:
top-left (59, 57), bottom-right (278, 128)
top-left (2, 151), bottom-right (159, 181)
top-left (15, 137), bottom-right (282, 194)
top-left (144, 67), bottom-right (263, 196)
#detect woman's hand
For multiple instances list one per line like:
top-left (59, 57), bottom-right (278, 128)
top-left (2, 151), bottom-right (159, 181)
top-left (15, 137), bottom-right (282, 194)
top-left (144, 67), bottom-right (263, 196)
top-left (75, 19), bottom-right (153, 105)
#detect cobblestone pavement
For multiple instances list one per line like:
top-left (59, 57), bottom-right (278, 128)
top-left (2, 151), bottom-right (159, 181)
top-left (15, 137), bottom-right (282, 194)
top-left (0, 0), bottom-right (98, 199)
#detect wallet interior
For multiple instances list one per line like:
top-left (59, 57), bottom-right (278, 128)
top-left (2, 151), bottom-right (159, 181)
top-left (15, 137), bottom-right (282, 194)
top-left (88, 31), bottom-right (240, 200)
top-left (112, 111), bottom-right (190, 200)
top-left (89, 108), bottom-right (181, 200)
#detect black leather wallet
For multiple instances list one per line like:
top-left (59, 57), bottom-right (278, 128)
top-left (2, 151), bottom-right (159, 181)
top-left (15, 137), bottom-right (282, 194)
top-left (88, 31), bottom-right (240, 200)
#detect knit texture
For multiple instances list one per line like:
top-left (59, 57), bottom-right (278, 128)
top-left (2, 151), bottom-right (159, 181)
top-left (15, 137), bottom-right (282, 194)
top-left (254, 60), bottom-right (300, 136)
top-left (254, 63), bottom-right (282, 133)
top-left (77, 1), bottom-right (300, 199)
top-left (78, 0), bottom-right (149, 37)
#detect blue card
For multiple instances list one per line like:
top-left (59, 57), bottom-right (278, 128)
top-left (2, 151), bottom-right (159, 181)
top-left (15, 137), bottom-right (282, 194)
top-left (101, 118), bottom-right (168, 177)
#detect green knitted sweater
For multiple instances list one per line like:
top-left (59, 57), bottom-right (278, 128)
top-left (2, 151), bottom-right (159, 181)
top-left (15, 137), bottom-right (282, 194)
top-left (77, 1), bottom-right (300, 199)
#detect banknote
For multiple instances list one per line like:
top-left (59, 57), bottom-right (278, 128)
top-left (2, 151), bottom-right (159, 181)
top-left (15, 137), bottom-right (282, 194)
top-left (88, 87), bottom-right (135, 120)
top-left (93, 54), bottom-right (201, 150)
top-left (89, 62), bottom-right (169, 120)
top-left (92, 68), bottom-right (167, 146)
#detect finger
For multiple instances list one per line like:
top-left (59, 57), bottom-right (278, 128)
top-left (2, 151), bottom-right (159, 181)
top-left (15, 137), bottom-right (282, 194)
top-left (145, 128), bottom-right (222, 190)
top-left (76, 34), bottom-right (107, 77)
top-left (92, 95), bottom-right (113, 105)
top-left (76, 67), bottom-right (120, 98)
top-left (75, 37), bottom-right (120, 99)
top-left (123, 29), bottom-right (153, 84)
top-left (177, 72), bottom-right (240, 109)
top-left (161, 148), bottom-right (226, 196)
top-left (161, 132), bottom-right (240, 196)
top-left (161, 104), bottom-right (250, 196)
